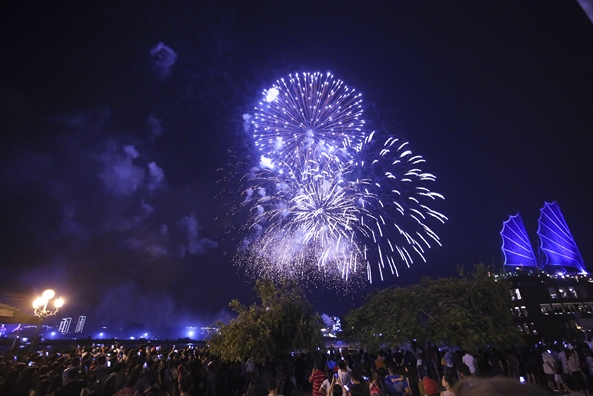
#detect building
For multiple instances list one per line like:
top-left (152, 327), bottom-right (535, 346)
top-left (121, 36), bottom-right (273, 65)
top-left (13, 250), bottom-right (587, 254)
top-left (499, 202), bottom-right (591, 342)
top-left (498, 270), bottom-right (593, 342)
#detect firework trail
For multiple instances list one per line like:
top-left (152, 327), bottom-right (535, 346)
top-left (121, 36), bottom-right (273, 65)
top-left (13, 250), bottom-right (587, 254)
top-left (352, 132), bottom-right (447, 282)
top-left (232, 72), bottom-right (446, 283)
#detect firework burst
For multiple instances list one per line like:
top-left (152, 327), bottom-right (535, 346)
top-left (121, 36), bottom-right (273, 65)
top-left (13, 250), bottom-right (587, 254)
top-left (236, 164), bottom-right (362, 280)
top-left (231, 72), bottom-right (446, 284)
top-left (252, 72), bottom-right (364, 174)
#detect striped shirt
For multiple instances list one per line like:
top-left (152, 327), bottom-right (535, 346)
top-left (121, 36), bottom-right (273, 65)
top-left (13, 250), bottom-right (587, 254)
top-left (309, 369), bottom-right (326, 396)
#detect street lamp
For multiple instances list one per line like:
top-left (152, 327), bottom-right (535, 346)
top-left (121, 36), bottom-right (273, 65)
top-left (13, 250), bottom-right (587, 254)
top-left (30, 289), bottom-right (64, 351)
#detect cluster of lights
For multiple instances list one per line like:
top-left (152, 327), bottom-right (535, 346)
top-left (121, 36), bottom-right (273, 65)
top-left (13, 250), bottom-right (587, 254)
top-left (32, 290), bottom-right (64, 318)
top-left (497, 270), bottom-right (591, 281)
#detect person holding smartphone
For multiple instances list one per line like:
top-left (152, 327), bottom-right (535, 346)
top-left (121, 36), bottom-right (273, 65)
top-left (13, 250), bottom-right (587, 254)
top-left (326, 373), bottom-right (348, 396)
top-left (337, 360), bottom-right (351, 389)
top-left (320, 370), bottom-right (338, 395)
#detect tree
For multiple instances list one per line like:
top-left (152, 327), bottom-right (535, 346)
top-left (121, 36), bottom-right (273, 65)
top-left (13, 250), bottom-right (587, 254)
top-left (209, 279), bottom-right (324, 361)
top-left (343, 264), bottom-right (524, 353)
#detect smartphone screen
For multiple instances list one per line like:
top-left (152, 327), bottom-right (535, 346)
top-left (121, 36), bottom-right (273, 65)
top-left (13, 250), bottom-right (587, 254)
top-left (334, 372), bottom-right (339, 379)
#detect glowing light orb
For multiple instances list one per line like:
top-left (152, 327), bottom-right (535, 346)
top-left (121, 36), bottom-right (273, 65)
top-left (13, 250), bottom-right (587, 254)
top-left (265, 87), bottom-right (279, 103)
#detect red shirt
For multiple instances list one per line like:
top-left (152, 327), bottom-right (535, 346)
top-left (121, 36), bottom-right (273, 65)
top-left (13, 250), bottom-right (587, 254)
top-left (309, 369), bottom-right (325, 396)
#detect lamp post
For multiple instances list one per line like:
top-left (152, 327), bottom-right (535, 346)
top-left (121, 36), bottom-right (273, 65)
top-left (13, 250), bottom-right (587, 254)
top-left (30, 289), bottom-right (64, 351)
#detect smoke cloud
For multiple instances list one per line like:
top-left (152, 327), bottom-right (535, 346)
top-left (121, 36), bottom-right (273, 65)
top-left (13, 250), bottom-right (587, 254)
top-left (99, 143), bottom-right (145, 196)
top-left (147, 115), bottom-right (163, 138)
top-left (147, 162), bottom-right (165, 191)
top-left (177, 215), bottom-right (217, 256)
top-left (0, 106), bottom-right (219, 336)
top-left (150, 42), bottom-right (178, 77)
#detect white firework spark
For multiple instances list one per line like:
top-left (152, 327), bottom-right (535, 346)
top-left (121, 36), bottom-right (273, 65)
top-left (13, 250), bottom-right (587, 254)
top-left (239, 164), bottom-right (367, 281)
top-left (352, 131), bottom-right (447, 282)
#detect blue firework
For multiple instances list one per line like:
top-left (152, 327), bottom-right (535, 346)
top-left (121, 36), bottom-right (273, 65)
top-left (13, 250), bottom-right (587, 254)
top-left (352, 132), bottom-right (447, 282)
top-left (252, 72), bottom-right (364, 174)
top-left (234, 73), bottom-right (446, 284)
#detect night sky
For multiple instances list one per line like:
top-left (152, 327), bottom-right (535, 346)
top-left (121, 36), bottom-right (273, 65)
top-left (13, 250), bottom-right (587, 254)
top-left (1, 1), bottom-right (592, 338)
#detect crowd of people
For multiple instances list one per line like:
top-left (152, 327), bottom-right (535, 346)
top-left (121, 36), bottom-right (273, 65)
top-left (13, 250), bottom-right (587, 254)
top-left (1, 340), bottom-right (593, 396)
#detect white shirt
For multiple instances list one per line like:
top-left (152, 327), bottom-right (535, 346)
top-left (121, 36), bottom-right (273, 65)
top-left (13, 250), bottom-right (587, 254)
top-left (568, 352), bottom-right (580, 373)
top-left (462, 353), bottom-right (476, 374)
top-left (542, 351), bottom-right (557, 375)
top-left (338, 368), bottom-right (351, 387)
top-left (319, 379), bottom-right (330, 394)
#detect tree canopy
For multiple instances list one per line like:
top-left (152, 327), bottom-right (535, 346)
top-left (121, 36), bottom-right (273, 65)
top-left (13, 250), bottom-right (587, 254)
top-left (209, 279), bottom-right (323, 361)
top-left (343, 264), bottom-right (524, 353)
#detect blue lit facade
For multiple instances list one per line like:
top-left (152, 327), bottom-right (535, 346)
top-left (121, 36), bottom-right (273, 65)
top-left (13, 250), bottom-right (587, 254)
top-left (501, 201), bottom-right (587, 275)
top-left (500, 213), bottom-right (538, 269)
top-left (537, 201), bottom-right (587, 274)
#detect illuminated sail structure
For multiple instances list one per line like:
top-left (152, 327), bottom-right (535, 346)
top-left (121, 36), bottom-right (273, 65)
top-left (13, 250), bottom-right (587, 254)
top-left (501, 202), bottom-right (587, 274)
top-left (537, 201), bottom-right (587, 274)
top-left (500, 213), bottom-right (538, 269)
